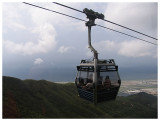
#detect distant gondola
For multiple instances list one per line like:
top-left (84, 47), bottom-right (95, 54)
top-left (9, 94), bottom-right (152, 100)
top-left (75, 8), bottom-right (121, 104)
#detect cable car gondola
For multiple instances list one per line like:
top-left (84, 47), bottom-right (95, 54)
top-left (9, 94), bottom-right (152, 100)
top-left (75, 8), bottom-right (121, 104)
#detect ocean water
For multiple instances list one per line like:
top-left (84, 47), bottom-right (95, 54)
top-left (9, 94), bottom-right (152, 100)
top-left (118, 80), bottom-right (157, 96)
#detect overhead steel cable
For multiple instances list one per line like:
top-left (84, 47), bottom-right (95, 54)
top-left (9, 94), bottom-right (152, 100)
top-left (23, 2), bottom-right (86, 22)
top-left (23, 2), bottom-right (157, 45)
top-left (96, 24), bottom-right (157, 45)
top-left (101, 19), bottom-right (158, 40)
top-left (52, 2), bottom-right (158, 41)
top-left (52, 2), bottom-right (84, 13)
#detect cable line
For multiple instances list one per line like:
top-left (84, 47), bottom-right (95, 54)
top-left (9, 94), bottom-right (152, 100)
top-left (96, 24), bottom-right (157, 45)
top-left (53, 2), bottom-right (84, 13)
top-left (23, 2), bottom-right (86, 22)
top-left (101, 19), bottom-right (158, 40)
top-left (52, 2), bottom-right (158, 41)
top-left (23, 2), bottom-right (157, 45)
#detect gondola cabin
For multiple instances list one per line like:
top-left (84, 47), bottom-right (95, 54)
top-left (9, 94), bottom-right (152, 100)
top-left (75, 8), bottom-right (121, 104)
top-left (75, 59), bottom-right (121, 103)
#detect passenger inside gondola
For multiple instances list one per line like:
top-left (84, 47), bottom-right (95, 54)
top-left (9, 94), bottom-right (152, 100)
top-left (102, 76), bottom-right (111, 89)
top-left (82, 74), bottom-right (93, 90)
top-left (85, 82), bottom-right (93, 89)
top-left (79, 78), bottom-right (84, 86)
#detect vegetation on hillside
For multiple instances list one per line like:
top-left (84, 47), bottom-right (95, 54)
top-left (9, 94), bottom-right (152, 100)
top-left (3, 76), bottom-right (157, 118)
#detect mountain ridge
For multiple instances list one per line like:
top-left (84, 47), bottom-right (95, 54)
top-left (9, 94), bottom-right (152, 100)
top-left (3, 76), bottom-right (157, 118)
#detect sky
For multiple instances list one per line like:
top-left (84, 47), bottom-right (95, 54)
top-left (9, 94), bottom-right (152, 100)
top-left (2, 2), bottom-right (158, 82)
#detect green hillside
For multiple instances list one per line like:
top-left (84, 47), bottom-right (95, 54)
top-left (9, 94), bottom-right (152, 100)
top-left (3, 76), bottom-right (157, 118)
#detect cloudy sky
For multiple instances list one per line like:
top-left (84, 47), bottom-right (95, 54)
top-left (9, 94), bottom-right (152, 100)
top-left (2, 2), bottom-right (158, 82)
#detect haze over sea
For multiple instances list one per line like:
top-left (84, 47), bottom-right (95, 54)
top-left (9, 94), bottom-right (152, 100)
top-left (3, 66), bottom-right (157, 82)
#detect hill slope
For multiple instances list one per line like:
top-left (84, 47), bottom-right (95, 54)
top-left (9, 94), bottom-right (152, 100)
top-left (3, 76), bottom-right (157, 118)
